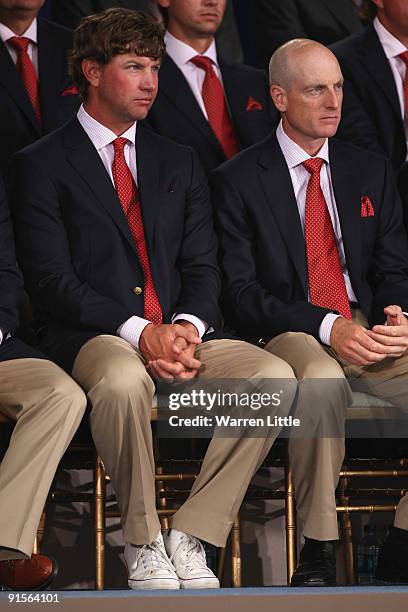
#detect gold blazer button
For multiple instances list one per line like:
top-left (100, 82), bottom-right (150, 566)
top-left (133, 286), bottom-right (143, 295)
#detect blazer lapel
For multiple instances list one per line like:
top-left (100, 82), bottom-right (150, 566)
top-left (357, 26), bottom-right (402, 120)
top-left (135, 125), bottom-right (159, 262)
top-left (219, 59), bottom-right (245, 138)
top-left (37, 19), bottom-right (66, 131)
top-left (158, 55), bottom-right (224, 156)
top-left (0, 38), bottom-right (40, 134)
top-left (258, 135), bottom-right (308, 297)
top-left (63, 118), bottom-right (137, 254)
top-left (329, 140), bottom-right (362, 300)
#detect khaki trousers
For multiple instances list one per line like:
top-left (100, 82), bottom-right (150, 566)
top-left (265, 310), bottom-right (408, 541)
top-left (72, 335), bottom-right (297, 547)
top-left (0, 359), bottom-right (87, 560)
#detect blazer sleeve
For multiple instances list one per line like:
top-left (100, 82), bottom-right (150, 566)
top-left (173, 148), bottom-right (222, 328)
top-left (369, 158), bottom-right (408, 322)
top-left (9, 151), bottom-right (133, 334)
top-left (0, 174), bottom-right (22, 334)
top-left (211, 167), bottom-right (331, 339)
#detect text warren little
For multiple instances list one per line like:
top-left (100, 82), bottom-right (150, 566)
top-left (168, 415), bottom-right (300, 428)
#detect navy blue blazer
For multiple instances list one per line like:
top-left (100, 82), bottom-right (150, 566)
top-left (145, 54), bottom-right (279, 176)
top-left (0, 175), bottom-right (43, 362)
top-left (0, 18), bottom-right (80, 174)
top-left (332, 25), bottom-right (407, 173)
top-left (211, 132), bottom-right (408, 341)
top-left (9, 119), bottom-right (222, 371)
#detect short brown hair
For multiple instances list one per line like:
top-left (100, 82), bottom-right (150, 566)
top-left (69, 8), bottom-right (166, 100)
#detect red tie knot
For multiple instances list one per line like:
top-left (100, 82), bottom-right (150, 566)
top-left (190, 55), bottom-right (214, 74)
top-left (303, 157), bottom-right (325, 176)
top-left (399, 50), bottom-right (408, 66)
top-left (112, 137), bottom-right (129, 155)
top-left (8, 36), bottom-right (31, 53)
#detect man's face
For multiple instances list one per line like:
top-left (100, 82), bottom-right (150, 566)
top-left (160, 0), bottom-right (226, 38)
top-left (373, 0), bottom-right (408, 37)
top-left (272, 48), bottom-right (343, 146)
top-left (0, 0), bottom-right (44, 12)
top-left (88, 54), bottom-right (160, 124)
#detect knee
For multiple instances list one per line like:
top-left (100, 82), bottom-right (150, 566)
top-left (88, 356), bottom-right (155, 413)
top-left (47, 365), bottom-right (87, 417)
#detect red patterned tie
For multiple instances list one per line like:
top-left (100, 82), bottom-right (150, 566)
top-left (8, 36), bottom-right (42, 125)
top-left (303, 158), bottom-right (352, 319)
top-left (399, 51), bottom-right (408, 121)
top-left (112, 137), bottom-right (162, 325)
top-left (190, 55), bottom-right (239, 159)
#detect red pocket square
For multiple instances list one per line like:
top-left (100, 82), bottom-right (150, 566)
top-left (361, 195), bottom-right (375, 217)
top-left (61, 84), bottom-right (79, 96)
top-left (246, 96), bottom-right (263, 111)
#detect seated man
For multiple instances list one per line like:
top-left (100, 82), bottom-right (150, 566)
top-left (0, 0), bottom-right (80, 173)
top-left (146, 0), bottom-right (278, 176)
top-left (9, 9), bottom-right (297, 590)
top-left (0, 175), bottom-right (86, 590)
top-left (212, 39), bottom-right (408, 585)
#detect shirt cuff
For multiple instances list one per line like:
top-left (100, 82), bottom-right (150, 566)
top-left (117, 316), bottom-right (151, 349)
top-left (172, 313), bottom-right (207, 338)
top-left (319, 313), bottom-right (342, 346)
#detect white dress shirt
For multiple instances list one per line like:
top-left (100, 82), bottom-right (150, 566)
top-left (77, 105), bottom-right (206, 348)
top-left (164, 30), bottom-right (223, 120)
top-left (276, 121), bottom-right (358, 345)
top-left (0, 19), bottom-right (38, 77)
top-left (374, 17), bottom-right (408, 160)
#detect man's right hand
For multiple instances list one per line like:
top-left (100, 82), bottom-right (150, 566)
top-left (139, 323), bottom-right (201, 381)
top-left (330, 318), bottom-right (389, 366)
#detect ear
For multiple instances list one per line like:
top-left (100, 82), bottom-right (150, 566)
top-left (370, 0), bottom-right (384, 10)
top-left (81, 59), bottom-right (102, 89)
top-left (270, 84), bottom-right (287, 113)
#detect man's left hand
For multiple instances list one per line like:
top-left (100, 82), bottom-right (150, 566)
top-left (366, 305), bottom-right (408, 358)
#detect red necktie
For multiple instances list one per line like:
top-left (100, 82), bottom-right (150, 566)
top-left (303, 158), bottom-right (352, 319)
top-left (8, 36), bottom-right (42, 125)
top-left (190, 55), bottom-right (239, 159)
top-left (112, 137), bottom-right (162, 325)
top-left (399, 51), bottom-right (408, 121)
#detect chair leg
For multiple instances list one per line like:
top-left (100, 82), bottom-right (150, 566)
top-left (156, 466), bottom-right (170, 531)
top-left (285, 462), bottom-right (297, 585)
top-left (94, 454), bottom-right (106, 591)
top-left (230, 514), bottom-right (241, 587)
top-left (338, 475), bottom-right (355, 585)
top-left (33, 509), bottom-right (47, 554)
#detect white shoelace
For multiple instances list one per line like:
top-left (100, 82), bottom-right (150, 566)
top-left (171, 534), bottom-right (209, 571)
top-left (133, 540), bottom-right (174, 573)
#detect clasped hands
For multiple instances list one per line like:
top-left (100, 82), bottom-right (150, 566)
top-left (330, 305), bottom-right (408, 366)
top-left (139, 321), bottom-right (202, 382)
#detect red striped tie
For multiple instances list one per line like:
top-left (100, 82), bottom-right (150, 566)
top-left (8, 36), bottom-right (42, 125)
top-left (190, 55), bottom-right (239, 159)
top-left (303, 157), bottom-right (352, 319)
top-left (111, 137), bottom-right (162, 325)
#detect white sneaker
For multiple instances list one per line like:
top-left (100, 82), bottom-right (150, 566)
top-left (164, 530), bottom-right (220, 589)
top-left (124, 532), bottom-right (180, 590)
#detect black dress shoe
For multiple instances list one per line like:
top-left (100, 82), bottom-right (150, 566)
top-left (376, 526), bottom-right (408, 583)
top-left (290, 537), bottom-right (337, 587)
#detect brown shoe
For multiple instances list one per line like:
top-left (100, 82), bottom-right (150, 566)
top-left (0, 554), bottom-right (58, 590)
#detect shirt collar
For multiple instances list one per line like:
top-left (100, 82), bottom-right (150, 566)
top-left (374, 16), bottom-right (407, 60)
top-left (0, 18), bottom-right (37, 44)
top-left (276, 120), bottom-right (330, 169)
top-left (77, 104), bottom-right (137, 151)
top-left (164, 30), bottom-right (218, 69)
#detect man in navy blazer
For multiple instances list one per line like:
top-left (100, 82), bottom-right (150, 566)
top-left (332, 1), bottom-right (408, 173)
top-left (9, 9), bottom-right (297, 590)
top-left (145, 0), bottom-right (278, 176)
top-left (0, 0), bottom-right (80, 173)
top-left (212, 39), bottom-right (408, 586)
top-left (0, 175), bottom-right (86, 590)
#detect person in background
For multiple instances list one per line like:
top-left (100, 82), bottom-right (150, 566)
top-left (0, 0), bottom-right (79, 174)
top-left (145, 0), bottom-right (278, 176)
